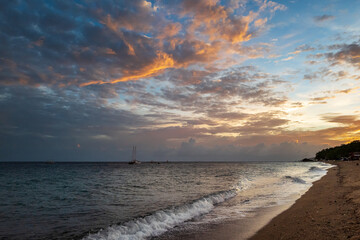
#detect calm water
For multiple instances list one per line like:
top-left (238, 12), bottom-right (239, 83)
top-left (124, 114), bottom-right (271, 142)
top-left (0, 162), bottom-right (332, 240)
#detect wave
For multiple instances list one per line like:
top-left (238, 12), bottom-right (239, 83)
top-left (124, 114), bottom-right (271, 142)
top-left (308, 166), bottom-right (324, 172)
top-left (83, 189), bottom-right (237, 240)
top-left (284, 176), bottom-right (306, 184)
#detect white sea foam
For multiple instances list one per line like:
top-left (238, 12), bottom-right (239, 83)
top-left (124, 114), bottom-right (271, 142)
top-left (308, 166), bottom-right (324, 172)
top-left (83, 190), bottom-right (237, 240)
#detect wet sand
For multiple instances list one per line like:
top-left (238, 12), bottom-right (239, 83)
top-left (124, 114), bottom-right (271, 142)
top-left (251, 160), bottom-right (360, 240)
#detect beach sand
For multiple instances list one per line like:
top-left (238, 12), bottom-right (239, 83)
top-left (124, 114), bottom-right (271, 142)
top-left (251, 161), bottom-right (360, 240)
top-left (157, 161), bottom-right (360, 240)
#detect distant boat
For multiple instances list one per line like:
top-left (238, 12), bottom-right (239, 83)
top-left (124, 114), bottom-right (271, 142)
top-left (128, 146), bottom-right (141, 164)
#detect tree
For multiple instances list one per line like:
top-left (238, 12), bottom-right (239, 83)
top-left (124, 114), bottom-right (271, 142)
top-left (315, 140), bottom-right (360, 160)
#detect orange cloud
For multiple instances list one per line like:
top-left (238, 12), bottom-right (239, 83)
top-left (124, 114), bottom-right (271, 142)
top-left (104, 48), bottom-right (116, 55)
top-left (334, 87), bottom-right (359, 94)
top-left (310, 96), bottom-right (335, 101)
top-left (75, 0), bottom-right (288, 88)
top-left (254, 17), bottom-right (267, 28)
top-left (101, 15), bottom-right (137, 56)
top-left (281, 56), bottom-right (294, 61)
top-left (100, 2), bottom-right (155, 33)
top-left (102, 14), bottom-right (120, 32)
top-left (80, 52), bottom-right (177, 86)
top-left (182, 0), bottom-right (252, 43)
top-left (158, 23), bottom-right (182, 39)
top-left (289, 50), bottom-right (301, 55)
top-left (309, 87), bottom-right (359, 103)
top-left (125, 41), bottom-right (136, 56)
top-left (183, 0), bottom-right (227, 24)
top-left (218, 18), bottom-right (252, 43)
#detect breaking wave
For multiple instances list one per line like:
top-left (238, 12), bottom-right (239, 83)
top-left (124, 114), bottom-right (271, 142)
top-left (284, 176), bottom-right (306, 184)
top-left (308, 166), bottom-right (324, 172)
top-left (83, 189), bottom-right (237, 240)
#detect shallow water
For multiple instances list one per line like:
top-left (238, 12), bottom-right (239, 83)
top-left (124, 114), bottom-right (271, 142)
top-left (0, 162), bottom-right (332, 239)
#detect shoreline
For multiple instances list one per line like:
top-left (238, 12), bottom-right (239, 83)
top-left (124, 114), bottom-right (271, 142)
top-left (156, 161), bottom-right (360, 240)
top-left (250, 161), bottom-right (360, 240)
top-left (154, 162), bottom-right (332, 240)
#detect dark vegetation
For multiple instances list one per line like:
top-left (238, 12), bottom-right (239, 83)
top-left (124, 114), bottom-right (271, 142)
top-left (315, 140), bottom-right (360, 160)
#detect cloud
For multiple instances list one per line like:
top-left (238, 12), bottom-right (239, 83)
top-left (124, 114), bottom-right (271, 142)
top-left (308, 87), bottom-right (359, 104)
top-left (158, 23), bottom-right (182, 39)
top-left (325, 42), bottom-right (360, 69)
top-left (80, 52), bottom-right (177, 86)
top-left (94, 0), bottom-right (159, 33)
top-left (155, 66), bottom-right (289, 115)
top-left (310, 96), bottom-right (334, 101)
top-left (302, 65), bottom-right (352, 82)
top-left (281, 56), bottom-right (294, 61)
top-left (0, 80), bottom-right (294, 161)
top-left (1, 84), bottom-right (357, 161)
top-left (313, 14), bottom-right (335, 22)
top-left (233, 43), bottom-right (272, 59)
top-left (290, 44), bottom-right (316, 55)
top-left (289, 114), bottom-right (360, 144)
top-left (0, 85), bottom-right (154, 161)
top-left (181, 0), bottom-right (250, 42)
top-left (0, 0), bottom-right (289, 89)
top-left (0, 1), bottom-right (168, 87)
top-left (3, 0), bottom-right (358, 163)
top-left (149, 138), bottom-right (324, 161)
top-left (321, 114), bottom-right (359, 125)
top-left (179, 0), bottom-right (285, 43)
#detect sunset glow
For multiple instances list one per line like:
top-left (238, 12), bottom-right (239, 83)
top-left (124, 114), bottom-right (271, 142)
top-left (1, 0), bottom-right (360, 161)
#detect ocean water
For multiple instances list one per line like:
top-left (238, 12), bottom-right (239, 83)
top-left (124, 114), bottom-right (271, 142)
top-left (0, 162), bottom-right (332, 240)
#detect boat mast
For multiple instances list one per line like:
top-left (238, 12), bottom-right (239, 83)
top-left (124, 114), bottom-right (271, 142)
top-left (132, 146), bottom-right (135, 161)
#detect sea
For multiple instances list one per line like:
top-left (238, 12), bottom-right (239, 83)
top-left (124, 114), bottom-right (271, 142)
top-left (0, 161), bottom-right (333, 240)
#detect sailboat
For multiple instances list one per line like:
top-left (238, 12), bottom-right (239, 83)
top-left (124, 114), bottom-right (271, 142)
top-left (128, 146), bottom-right (141, 164)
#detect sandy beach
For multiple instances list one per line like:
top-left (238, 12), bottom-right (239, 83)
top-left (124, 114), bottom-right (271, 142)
top-left (251, 161), bottom-right (360, 240)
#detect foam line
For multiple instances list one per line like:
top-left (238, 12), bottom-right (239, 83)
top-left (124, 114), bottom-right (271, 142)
top-left (84, 190), bottom-right (237, 240)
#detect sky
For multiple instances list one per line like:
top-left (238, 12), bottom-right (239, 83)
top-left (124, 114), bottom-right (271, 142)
top-left (1, 0), bottom-right (360, 162)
